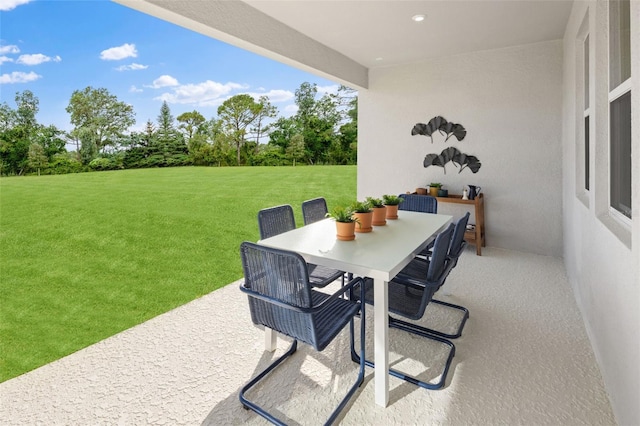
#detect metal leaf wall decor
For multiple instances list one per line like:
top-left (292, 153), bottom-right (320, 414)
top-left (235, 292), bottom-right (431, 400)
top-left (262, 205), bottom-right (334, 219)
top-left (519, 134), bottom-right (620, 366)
top-left (411, 116), bottom-right (466, 143)
top-left (412, 115), bottom-right (481, 174)
top-left (423, 147), bottom-right (481, 174)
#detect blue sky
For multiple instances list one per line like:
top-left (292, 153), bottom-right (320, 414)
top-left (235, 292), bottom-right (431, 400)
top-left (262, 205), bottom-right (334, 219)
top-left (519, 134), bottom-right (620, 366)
top-left (0, 0), bottom-right (339, 133)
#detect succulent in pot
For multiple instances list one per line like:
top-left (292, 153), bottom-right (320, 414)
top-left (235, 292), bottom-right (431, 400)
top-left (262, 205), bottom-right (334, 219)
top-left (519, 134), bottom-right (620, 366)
top-left (351, 200), bottom-right (373, 233)
top-left (382, 194), bottom-right (403, 220)
top-left (366, 196), bottom-right (387, 226)
top-left (326, 205), bottom-right (358, 241)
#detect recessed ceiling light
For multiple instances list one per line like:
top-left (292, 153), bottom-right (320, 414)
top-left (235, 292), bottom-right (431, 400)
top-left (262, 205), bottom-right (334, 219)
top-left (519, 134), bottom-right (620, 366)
top-left (412, 14), bottom-right (426, 22)
top-left (375, 57), bottom-right (383, 61)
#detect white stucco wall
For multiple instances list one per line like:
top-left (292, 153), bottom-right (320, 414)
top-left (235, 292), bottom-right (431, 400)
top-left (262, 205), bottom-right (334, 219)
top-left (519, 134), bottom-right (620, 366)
top-left (358, 41), bottom-right (564, 256)
top-left (562, 2), bottom-right (640, 425)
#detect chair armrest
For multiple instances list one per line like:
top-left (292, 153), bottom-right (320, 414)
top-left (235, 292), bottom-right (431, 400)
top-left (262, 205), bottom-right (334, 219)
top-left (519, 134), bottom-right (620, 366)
top-left (240, 275), bottom-right (365, 314)
top-left (240, 283), bottom-right (311, 312)
top-left (448, 240), bottom-right (467, 260)
top-left (391, 275), bottom-right (440, 292)
top-left (310, 276), bottom-right (364, 311)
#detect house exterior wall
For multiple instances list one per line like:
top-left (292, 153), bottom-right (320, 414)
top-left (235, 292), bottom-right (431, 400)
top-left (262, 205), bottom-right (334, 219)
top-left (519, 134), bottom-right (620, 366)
top-left (562, 1), bottom-right (640, 425)
top-left (358, 40), bottom-right (564, 256)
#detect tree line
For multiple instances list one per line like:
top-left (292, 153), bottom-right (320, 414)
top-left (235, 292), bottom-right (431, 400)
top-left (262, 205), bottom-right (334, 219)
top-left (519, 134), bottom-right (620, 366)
top-left (0, 82), bottom-right (357, 176)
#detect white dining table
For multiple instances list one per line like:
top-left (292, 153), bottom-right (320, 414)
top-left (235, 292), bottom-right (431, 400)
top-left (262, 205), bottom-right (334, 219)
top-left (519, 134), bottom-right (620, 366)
top-left (257, 210), bottom-right (452, 407)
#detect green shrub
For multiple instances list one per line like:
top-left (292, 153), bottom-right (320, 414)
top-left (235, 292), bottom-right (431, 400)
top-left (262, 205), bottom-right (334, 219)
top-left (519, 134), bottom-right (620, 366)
top-left (48, 154), bottom-right (84, 174)
top-left (89, 157), bottom-right (122, 171)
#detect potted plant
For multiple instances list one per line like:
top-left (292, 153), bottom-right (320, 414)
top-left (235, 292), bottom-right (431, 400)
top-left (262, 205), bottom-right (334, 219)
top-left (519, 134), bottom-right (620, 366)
top-left (351, 200), bottom-right (373, 232)
top-left (326, 205), bottom-right (358, 241)
top-left (366, 196), bottom-right (387, 226)
top-left (429, 182), bottom-right (442, 197)
top-left (382, 194), bottom-right (403, 220)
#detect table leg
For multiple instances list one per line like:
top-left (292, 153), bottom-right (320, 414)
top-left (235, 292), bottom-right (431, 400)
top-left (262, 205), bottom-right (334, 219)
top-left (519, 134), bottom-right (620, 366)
top-left (373, 278), bottom-right (389, 407)
top-left (265, 327), bottom-right (277, 352)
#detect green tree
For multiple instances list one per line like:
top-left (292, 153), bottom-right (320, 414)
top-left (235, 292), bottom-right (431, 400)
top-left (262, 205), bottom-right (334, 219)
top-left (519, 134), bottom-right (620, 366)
top-left (177, 110), bottom-right (206, 143)
top-left (141, 120), bottom-right (156, 147)
top-left (66, 86), bottom-right (135, 157)
top-left (0, 127), bottom-right (30, 175)
top-left (336, 88), bottom-right (358, 164)
top-left (34, 125), bottom-right (66, 160)
top-left (0, 102), bottom-right (17, 131)
top-left (293, 82), bottom-right (340, 164)
top-left (335, 85), bottom-right (358, 123)
top-left (294, 82), bottom-right (317, 124)
top-left (64, 131), bottom-right (81, 158)
top-left (249, 96), bottom-right (277, 145)
top-left (77, 127), bottom-right (97, 165)
top-left (286, 133), bottom-right (306, 166)
top-left (0, 91), bottom-right (49, 175)
top-left (268, 116), bottom-right (299, 151)
top-left (217, 94), bottom-right (263, 165)
top-left (177, 110), bottom-right (208, 163)
top-left (210, 132), bottom-right (236, 166)
top-left (15, 90), bottom-right (39, 132)
top-left (156, 101), bottom-right (177, 141)
top-left (149, 102), bottom-right (188, 167)
top-left (27, 143), bottom-right (48, 174)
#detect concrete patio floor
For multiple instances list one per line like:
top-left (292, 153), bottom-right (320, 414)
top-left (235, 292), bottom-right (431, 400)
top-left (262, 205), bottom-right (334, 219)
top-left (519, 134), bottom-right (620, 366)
top-left (0, 247), bottom-right (616, 425)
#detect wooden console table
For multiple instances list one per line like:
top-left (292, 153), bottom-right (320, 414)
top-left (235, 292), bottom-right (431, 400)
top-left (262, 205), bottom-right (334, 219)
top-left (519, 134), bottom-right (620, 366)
top-left (434, 193), bottom-right (485, 255)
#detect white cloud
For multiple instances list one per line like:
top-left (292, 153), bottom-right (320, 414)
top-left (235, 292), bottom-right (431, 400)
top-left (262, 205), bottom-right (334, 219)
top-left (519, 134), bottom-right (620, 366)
top-left (147, 74), bottom-right (179, 88)
top-left (317, 84), bottom-right (340, 96)
top-left (283, 104), bottom-right (299, 115)
top-left (0, 56), bottom-right (14, 64)
top-left (0, 44), bottom-right (20, 54)
top-left (154, 80), bottom-right (246, 106)
top-left (16, 53), bottom-right (61, 65)
top-left (100, 43), bottom-right (137, 61)
top-left (0, 0), bottom-right (31, 11)
top-left (129, 85), bottom-right (143, 93)
top-left (0, 71), bottom-right (41, 84)
top-left (246, 89), bottom-right (294, 103)
top-left (116, 63), bottom-right (148, 71)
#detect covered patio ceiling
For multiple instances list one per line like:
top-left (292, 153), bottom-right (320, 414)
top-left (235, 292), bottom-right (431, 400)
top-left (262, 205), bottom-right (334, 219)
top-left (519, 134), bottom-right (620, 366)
top-left (244, 0), bottom-right (574, 68)
top-left (114, 0), bottom-right (573, 89)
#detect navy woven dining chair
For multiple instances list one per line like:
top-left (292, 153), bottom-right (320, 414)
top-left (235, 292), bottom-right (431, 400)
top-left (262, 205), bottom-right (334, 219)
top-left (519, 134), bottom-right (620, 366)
top-left (350, 223), bottom-right (456, 390)
top-left (302, 197), bottom-right (329, 225)
top-left (239, 241), bottom-right (366, 426)
top-left (258, 204), bottom-right (344, 288)
top-left (447, 211), bottom-right (471, 266)
top-left (398, 193), bottom-right (438, 213)
top-left (397, 193), bottom-right (438, 258)
top-left (395, 212), bottom-right (471, 339)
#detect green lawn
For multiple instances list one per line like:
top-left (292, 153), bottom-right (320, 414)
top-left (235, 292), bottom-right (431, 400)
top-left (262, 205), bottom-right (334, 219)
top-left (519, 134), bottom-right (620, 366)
top-left (0, 166), bottom-right (356, 382)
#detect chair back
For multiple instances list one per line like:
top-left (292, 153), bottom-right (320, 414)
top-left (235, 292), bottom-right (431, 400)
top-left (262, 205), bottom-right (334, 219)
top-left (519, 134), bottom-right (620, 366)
top-left (385, 223), bottom-right (455, 320)
top-left (449, 212), bottom-right (470, 259)
top-left (426, 223), bottom-right (455, 283)
top-left (398, 194), bottom-right (438, 213)
top-left (302, 197), bottom-right (328, 225)
top-left (240, 241), bottom-right (316, 343)
top-left (257, 205), bottom-right (296, 239)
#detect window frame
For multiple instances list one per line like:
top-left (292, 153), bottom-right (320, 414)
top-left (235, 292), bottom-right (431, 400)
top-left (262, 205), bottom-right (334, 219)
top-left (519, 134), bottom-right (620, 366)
top-left (583, 34), bottom-right (590, 192)
top-left (607, 0), bottom-right (632, 225)
top-left (575, 10), bottom-right (590, 207)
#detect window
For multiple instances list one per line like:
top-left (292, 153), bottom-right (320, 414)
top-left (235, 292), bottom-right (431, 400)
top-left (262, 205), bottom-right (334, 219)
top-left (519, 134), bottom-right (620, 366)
top-left (608, 0), bottom-right (631, 219)
top-left (585, 115), bottom-right (590, 191)
top-left (610, 91), bottom-right (631, 218)
top-left (584, 35), bottom-right (590, 191)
